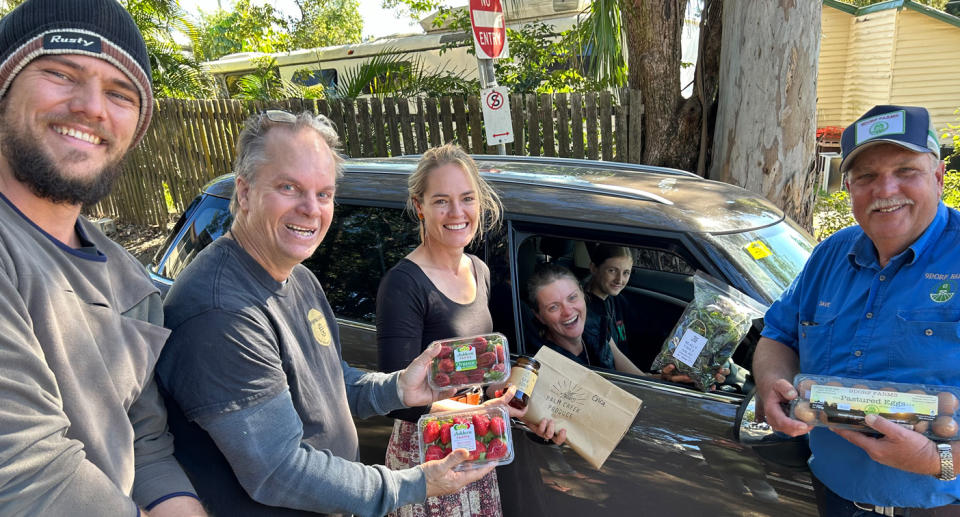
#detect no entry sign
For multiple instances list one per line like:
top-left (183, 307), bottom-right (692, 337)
top-left (469, 0), bottom-right (509, 60)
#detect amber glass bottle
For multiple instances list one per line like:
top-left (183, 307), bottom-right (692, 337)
top-left (507, 356), bottom-right (540, 410)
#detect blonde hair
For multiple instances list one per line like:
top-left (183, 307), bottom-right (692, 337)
top-left (407, 143), bottom-right (502, 243)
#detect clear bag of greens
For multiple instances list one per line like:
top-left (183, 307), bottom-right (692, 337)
top-left (650, 271), bottom-right (768, 391)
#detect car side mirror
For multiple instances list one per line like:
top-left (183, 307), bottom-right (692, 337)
top-left (735, 389), bottom-right (811, 469)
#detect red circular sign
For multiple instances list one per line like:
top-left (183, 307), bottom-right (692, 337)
top-left (485, 90), bottom-right (504, 110)
top-left (470, 0), bottom-right (506, 59)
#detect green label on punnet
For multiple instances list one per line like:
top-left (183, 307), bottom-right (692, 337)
top-left (454, 346), bottom-right (478, 371)
top-left (810, 385), bottom-right (937, 420)
top-left (450, 423), bottom-right (476, 450)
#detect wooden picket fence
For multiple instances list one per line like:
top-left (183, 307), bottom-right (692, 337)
top-left (89, 89), bottom-right (644, 227)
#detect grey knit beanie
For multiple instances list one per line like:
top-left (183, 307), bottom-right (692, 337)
top-left (0, 0), bottom-right (154, 146)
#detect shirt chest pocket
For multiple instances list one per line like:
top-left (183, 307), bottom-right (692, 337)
top-left (797, 311), bottom-right (838, 373)
top-left (891, 309), bottom-right (960, 376)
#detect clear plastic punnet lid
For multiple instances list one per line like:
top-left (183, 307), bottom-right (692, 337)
top-left (790, 373), bottom-right (960, 441)
top-left (426, 333), bottom-right (509, 391)
top-left (417, 405), bottom-right (514, 471)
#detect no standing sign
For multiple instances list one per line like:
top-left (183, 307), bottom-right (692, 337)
top-left (469, 0), bottom-right (509, 60)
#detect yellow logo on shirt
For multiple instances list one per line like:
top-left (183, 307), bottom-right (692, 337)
top-left (308, 308), bottom-right (332, 346)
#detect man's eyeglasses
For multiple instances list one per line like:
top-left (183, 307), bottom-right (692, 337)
top-left (264, 109), bottom-right (297, 124)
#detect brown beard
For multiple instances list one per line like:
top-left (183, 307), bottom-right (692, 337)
top-left (0, 102), bottom-right (126, 207)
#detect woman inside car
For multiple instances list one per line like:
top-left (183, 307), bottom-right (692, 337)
top-left (376, 144), bottom-right (565, 517)
top-left (583, 244), bottom-right (634, 359)
top-left (528, 263), bottom-right (729, 385)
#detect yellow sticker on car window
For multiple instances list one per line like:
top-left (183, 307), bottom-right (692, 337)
top-left (745, 241), bottom-right (771, 260)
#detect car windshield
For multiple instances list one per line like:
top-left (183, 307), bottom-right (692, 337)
top-left (707, 219), bottom-right (814, 302)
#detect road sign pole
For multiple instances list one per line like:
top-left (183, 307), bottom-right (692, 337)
top-left (476, 58), bottom-right (505, 155)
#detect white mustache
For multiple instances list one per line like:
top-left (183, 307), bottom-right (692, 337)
top-left (868, 198), bottom-right (914, 212)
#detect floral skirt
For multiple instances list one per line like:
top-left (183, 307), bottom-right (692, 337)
top-left (385, 420), bottom-right (503, 517)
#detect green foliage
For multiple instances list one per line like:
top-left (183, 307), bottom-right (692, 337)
top-left (288, 0), bottom-right (363, 50)
top-left (334, 51), bottom-right (472, 99)
top-left (194, 0), bottom-right (291, 61)
top-left (575, 0), bottom-right (627, 87)
top-left (233, 58), bottom-right (302, 100)
top-left (813, 190), bottom-right (856, 240)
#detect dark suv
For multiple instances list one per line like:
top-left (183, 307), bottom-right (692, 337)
top-left (149, 155), bottom-right (818, 516)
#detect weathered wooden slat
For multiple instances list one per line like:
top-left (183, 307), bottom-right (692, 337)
top-left (526, 94), bottom-right (539, 156)
top-left (439, 97), bottom-right (454, 146)
top-left (585, 92), bottom-right (599, 160)
top-left (540, 93), bottom-right (555, 157)
top-left (509, 93), bottom-right (524, 156)
top-left (343, 100), bottom-right (361, 157)
top-left (371, 97), bottom-right (387, 157)
top-left (467, 95), bottom-right (483, 154)
top-left (414, 98), bottom-right (428, 153)
top-left (452, 96), bottom-right (469, 150)
top-left (599, 91), bottom-right (612, 162)
top-left (384, 97), bottom-right (402, 156)
top-left (570, 93), bottom-right (584, 159)
top-left (398, 99), bottom-right (416, 155)
top-left (556, 93), bottom-right (569, 158)
top-left (425, 97), bottom-right (441, 148)
top-left (358, 98), bottom-right (374, 157)
top-left (614, 89), bottom-right (628, 162)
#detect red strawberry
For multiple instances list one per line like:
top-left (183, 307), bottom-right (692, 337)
top-left (472, 336), bottom-right (488, 348)
top-left (438, 358), bottom-right (455, 373)
top-left (489, 416), bottom-right (506, 436)
top-left (467, 440), bottom-right (486, 461)
top-left (438, 345), bottom-right (453, 358)
top-left (453, 416), bottom-right (471, 426)
top-left (422, 420), bottom-right (440, 443)
top-left (491, 363), bottom-right (506, 373)
top-left (495, 344), bottom-right (505, 362)
top-left (477, 352), bottom-right (496, 368)
top-left (424, 444), bottom-right (446, 462)
top-left (450, 372), bottom-right (469, 385)
top-left (433, 372), bottom-right (451, 387)
top-left (467, 369), bottom-right (485, 383)
top-left (486, 438), bottom-right (508, 460)
top-left (440, 422), bottom-right (452, 445)
top-left (472, 414), bottom-right (490, 436)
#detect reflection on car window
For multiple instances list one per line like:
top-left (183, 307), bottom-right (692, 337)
top-left (304, 204), bottom-right (419, 324)
top-left (708, 220), bottom-right (813, 302)
top-left (161, 196), bottom-right (232, 280)
top-left (634, 248), bottom-right (695, 275)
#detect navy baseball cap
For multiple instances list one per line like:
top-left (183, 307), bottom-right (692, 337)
top-left (840, 105), bottom-right (940, 173)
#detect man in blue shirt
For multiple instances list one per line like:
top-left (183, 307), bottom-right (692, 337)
top-left (755, 105), bottom-right (960, 515)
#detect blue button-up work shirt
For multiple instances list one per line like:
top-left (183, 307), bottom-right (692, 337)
top-left (763, 202), bottom-right (960, 508)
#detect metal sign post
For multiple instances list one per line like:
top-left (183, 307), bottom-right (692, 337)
top-left (470, 0), bottom-right (512, 154)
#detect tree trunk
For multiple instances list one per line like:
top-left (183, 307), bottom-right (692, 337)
top-left (623, 0), bottom-right (722, 173)
top-left (708, 1), bottom-right (820, 229)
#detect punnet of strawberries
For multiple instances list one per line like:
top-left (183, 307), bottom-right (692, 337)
top-left (418, 406), bottom-right (514, 470)
top-left (428, 333), bottom-right (509, 390)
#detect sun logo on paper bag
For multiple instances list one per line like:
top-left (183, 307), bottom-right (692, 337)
top-left (550, 379), bottom-right (587, 406)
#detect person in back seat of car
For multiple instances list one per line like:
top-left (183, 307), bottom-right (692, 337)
top-left (583, 244), bottom-right (635, 361)
top-left (376, 143), bottom-right (565, 517)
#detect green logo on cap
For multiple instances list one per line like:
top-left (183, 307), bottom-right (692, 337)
top-left (931, 282), bottom-right (955, 303)
top-left (869, 121), bottom-right (889, 136)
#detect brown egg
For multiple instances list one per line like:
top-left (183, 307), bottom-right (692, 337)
top-left (907, 389), bottom-right (928, 395)
top-left (932, 415), bottom-right (959, 438)
top-left (826, 381), bottom-right (843, 387)
top-left (913, 420), bottom-right (930, 434)
top-left (818, 409), bottom-right (832, 426)
top-left (793, 401), bottom-right (818, 424)
top-left (879, 386), bottom-right (899, 393)
top-left (938, 392), bottom-right (959, 415)
top-left (851, 384), bottom-right (870, 390)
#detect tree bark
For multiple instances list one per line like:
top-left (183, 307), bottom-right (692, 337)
top-left (708, 1), bottom-right (820, 229)
top-left (623, 0), bottom-right (722, 173)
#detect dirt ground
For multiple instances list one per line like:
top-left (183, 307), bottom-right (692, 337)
top-left (111, 221), bottom-right (172, 265)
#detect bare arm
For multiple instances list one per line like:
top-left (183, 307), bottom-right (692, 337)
top-left (610, 339), bottom-right (646, 376)
top-left (752, 337), bottom-right (811, 437)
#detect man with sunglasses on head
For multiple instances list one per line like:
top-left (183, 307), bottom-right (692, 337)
top-left (0, 0), bottom-right (206, 516)
top-left (755, 105), bottom-right (960, 515)
top-left (157, 110), bottom-right (518, 516)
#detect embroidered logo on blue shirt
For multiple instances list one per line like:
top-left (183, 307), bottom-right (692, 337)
top-left (930, 282), bottom-right (955, 303)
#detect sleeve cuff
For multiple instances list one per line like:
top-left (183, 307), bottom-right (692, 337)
top-left (144, 492), bottom-right (201, 511)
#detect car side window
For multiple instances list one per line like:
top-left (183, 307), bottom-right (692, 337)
top-left (159, 195), bottom-right (232, 281)
top-left (303, 204), bottom-right (419, 324)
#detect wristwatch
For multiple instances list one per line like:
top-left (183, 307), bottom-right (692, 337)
top-left (937, 443), bottom-right (955, 481)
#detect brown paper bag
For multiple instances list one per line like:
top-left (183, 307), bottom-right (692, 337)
top-left (523, 346), bottom-right (643, 469)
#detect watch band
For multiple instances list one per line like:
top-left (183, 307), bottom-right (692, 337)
top-left (937, 443), bottom-right (955, 481)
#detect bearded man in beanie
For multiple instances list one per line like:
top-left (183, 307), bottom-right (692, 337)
top-left (755, 105), bottom-right (960, 515)
top-left (0, 1), bottom-right (206, 515)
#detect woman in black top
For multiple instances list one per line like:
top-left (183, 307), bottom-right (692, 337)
top-left (583, 244), bottom-right (634, 358)
top-left (377, 144), bottom-right (563, 517)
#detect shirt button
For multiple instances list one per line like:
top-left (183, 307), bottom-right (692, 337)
top-left (854, 350), bottom-right (862, 357)
top-left (925, 329), bottom-right (934, 336)
top-left (879, 275), bottom-right (886, 281)
top-left (866, 312), bottom-right (873, 319)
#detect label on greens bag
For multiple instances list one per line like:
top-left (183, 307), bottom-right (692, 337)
top-left (672, 329), bottom-right (708, 368)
